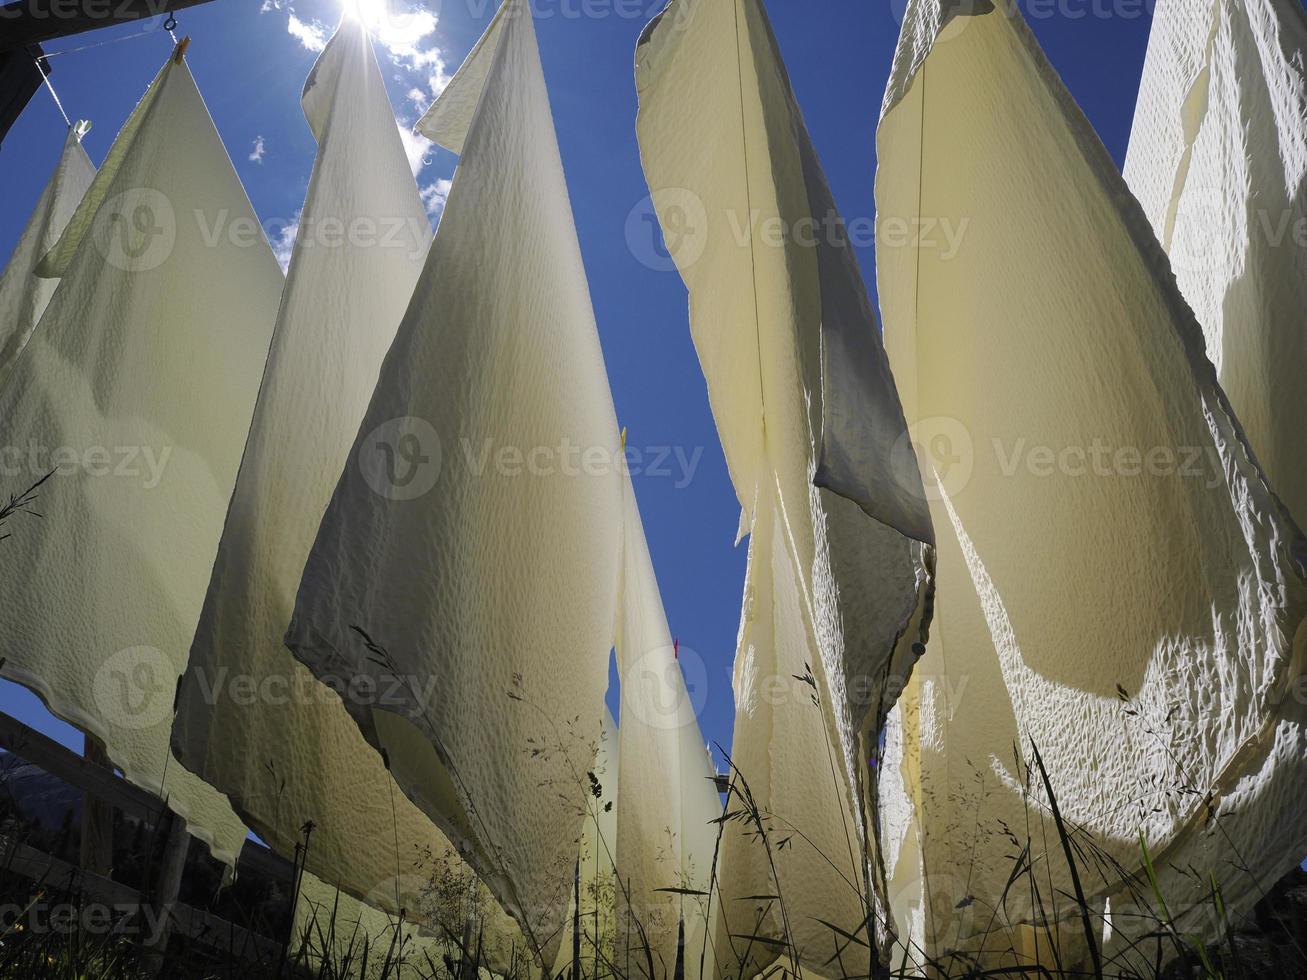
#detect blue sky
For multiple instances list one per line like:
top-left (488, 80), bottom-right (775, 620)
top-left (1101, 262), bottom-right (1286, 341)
top-left (0, 0), bottom-right (1156, 768)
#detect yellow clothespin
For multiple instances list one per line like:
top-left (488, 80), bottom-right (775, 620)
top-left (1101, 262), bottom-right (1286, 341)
top-left (620, 427), bottom-right (627, 452)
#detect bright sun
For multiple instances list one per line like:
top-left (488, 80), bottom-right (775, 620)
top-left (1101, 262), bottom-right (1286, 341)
top-left (341, 0), bottom-right (389, 28)
top-left (338, 0), bottom-right (438, 53)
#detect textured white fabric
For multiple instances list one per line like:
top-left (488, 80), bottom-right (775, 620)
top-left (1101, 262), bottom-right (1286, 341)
top-left (554, 707), bottom-right (619, 978)
top-left (613, 474), bottom-right (721, 980)
top-left (676, 736), bottom-right (720, 980)
top-left (0, 54), bottom-right (280, 866)
top-left (168, 18), bottom-right (520, 945)
top-left (634, 1), bottom-right (934, 973)
top-left (876, 0), bottom-right (1307, 968)
top-left (1125, 0), bottom-right (1307, 526)
top-left (286, 0), bottom-right (624, 963)
top-left (0, 124), bottom-right (94, 389)
top-left (293, 869), bottom-right (446, 980)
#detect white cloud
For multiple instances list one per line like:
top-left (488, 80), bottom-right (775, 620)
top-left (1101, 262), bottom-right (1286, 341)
top-left (269, 210), bottom-right (301, 272)
top-left (287, 12), bottom-right (329, 52)
top-left (426, 62), bottom-right (451, 101)
top-left (275, 1), bottom-right (450, 180)
top-left (351, 0), bottom-right (450, 103)
top-left (420, 177), bottom-right (452, 220)
top-left (248, 136), bottom-right (266, 163)
top-left (369, 6), bottom-right (437, 61)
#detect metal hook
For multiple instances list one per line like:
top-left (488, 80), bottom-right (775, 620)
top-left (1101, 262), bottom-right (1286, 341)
top-left (163, 12), bottom-right (178, 31)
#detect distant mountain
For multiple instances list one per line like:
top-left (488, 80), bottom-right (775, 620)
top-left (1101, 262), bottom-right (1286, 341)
top-left (0, 750), bottom-right (82, 831)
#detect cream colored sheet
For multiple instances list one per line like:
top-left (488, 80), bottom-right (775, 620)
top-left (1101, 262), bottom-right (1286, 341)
top-left (293, 869), bottom-right (449, 980)
top-left (613, 473), bottom-right (722, 980)
top-left (286, 0), bottom-right (623, 964)
top-left (876, 0), bottom-right (1307, 969)
top-left (169, 20), bottom-right (524, 954)
top-left (634, 1), bottom-right (934, 973)
top-left (1125, 0), bottom-right (1307, 525)
top-left (0, 123), bottom-right (94, 389)
top-left (554, 707), bottom-right (619, 979)
top-left (0, 52), bottom-right (279, 866)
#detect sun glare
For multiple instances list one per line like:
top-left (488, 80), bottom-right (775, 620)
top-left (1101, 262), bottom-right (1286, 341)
top-left (340, 0), bottom-right (439, 55)
top-left (341, 0), bottom-right (389, 29)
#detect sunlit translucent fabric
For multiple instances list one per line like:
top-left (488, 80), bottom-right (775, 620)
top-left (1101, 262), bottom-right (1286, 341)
top-left (876, 0), bottom-right (1307, 969)
top-left (293, 870), bottom-right (446, 980)
top-left (168, 20), bottom-right (522, 952)
top-left (286, 0), bottom-right (623, 963)
top-left (0, 53), bottom-right (279, 866)
top-left (634, 0), bottom-right (933, 973)
top-left (613, 474), bottom-right (721, 980)
top-left (0, 123), bottom-right (94, 389)
top-left (553, 708), bottom-right (619, 979)
top-left (1124, 0), bottom-right (1307, 526)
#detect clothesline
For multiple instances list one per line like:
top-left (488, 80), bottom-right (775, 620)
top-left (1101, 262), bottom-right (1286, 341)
top-left (35, 24), bottom-right (166, 59)
top-left (31, 14), bottom-right (180, 127)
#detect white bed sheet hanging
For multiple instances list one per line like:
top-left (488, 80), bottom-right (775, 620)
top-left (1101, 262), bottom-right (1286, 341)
top-left (634, 1), bottom-right (935, 973)
top-left (553, 707), bottom-right (619, 979)
top-left (285, 0), bottom-right (624, 963)
top-left (1124, 0), bottom-right (1307, 526)
top-left (293, 869), bottom-right (449, 980)
top-left (613, 471), bottom-right (721, 980)
top-left (167, 21), bottom-right (522, 953)
top-left (0, 123), bottom-right (95, 388)
top-left (876, 0), bottom-right (1307, 968)
top-left (0, 50), bottom-right (281, 867)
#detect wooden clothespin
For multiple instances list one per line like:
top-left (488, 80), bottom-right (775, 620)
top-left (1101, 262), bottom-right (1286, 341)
top-left (620, 427), bottom-right (628, 452)
top-left (172, 36), bottom-right (191, 64)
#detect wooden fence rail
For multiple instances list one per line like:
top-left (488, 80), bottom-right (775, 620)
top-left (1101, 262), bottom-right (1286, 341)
top-left (0, 709), bottom-right (293, 965)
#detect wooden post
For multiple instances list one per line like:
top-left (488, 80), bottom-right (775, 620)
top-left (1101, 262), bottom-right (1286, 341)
top-left (78, 734), bottom-right (114, 876)
top-left (0, 45), bottom-right (46, 146)
top-left (141, 809), bottom-right (190, 975)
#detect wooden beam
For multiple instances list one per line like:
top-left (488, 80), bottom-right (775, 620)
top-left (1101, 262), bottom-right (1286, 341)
top-left (0, 710), bottom-right (294, 883)
top-left (0, 711), bottom-right (161, 824)
top-left (0, 832), bottom-right (281, 963)
top-left (0, 44), bottom-right (45, 146)
top-left (0, 0), bottom-right (218, 53)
